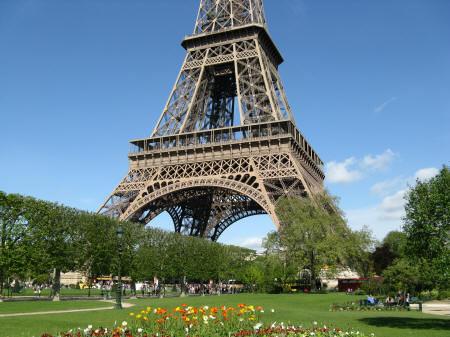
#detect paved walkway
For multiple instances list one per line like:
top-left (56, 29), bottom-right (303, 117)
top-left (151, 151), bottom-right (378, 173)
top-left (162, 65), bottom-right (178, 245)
top-left (0, 301), bottom-right (135, 317)
top-left (421, 300), bottom-right (450, 317)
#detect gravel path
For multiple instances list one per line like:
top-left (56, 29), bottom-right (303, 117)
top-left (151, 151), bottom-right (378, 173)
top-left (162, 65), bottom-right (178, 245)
top-left (0, 301), bottom-right (135, 317)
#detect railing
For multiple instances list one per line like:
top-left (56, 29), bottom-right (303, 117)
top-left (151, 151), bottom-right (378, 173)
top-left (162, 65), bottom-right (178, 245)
top-left (129, 120), bottom-right (324, 171)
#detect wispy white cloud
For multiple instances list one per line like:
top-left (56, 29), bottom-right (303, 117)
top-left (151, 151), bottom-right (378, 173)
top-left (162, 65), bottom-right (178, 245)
top-left (226, 237), bottom-right (264, 252)
top-left (362, 149), bottom-right (397, 171)
top-left (325, 158), bottom-right (364, 184)
top-left (325, 149), bottom-right (396, 185)
top-left (374, 97), bottom-right (397, 113)
top-left (370, 178), bottom-right (403, 196)
top-left (414, 167), bottom-right (439, 181)
top-left (345, 190), bottom-right (406, 240)
top-left (378, 190), bottom-right (407, 220)
top-left (348, 166), bottom-right (439, 239)
top-left (345, 205), bottom-right (403, 240)
top-left (240, 237), bottom-right (263, 250)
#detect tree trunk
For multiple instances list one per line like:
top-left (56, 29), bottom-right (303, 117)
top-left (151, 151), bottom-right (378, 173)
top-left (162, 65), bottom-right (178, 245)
top-left (51, 268), bottom-right (61, 301)
top-left (0, 271), bottom-right (4, 299)
top-left (130, 279), bottom-right (137, 298)
top-left (180, 275), bottom-right (187, 297)
top-left (310, 251), bottom-right (317, 292)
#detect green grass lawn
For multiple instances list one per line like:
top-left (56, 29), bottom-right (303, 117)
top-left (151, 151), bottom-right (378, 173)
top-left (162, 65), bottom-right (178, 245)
top-left (1, 288), bottom-right (134, 297)
top-left (0, 300), bottom-right (113, 315)
top-left (0, 293), bottom-right (449, 337)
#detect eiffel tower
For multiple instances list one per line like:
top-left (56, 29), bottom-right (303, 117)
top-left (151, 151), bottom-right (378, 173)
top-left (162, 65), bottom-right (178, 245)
top-left (98, 0), bottom-right (325, 241)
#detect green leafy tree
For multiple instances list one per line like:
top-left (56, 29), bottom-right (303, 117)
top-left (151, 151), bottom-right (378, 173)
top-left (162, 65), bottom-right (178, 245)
top-left (261, 230), bottom-right (297, 292)
top-left (370, 231), bottom-right (407, 276)
top-left (26, 200), bottom-right (81, 300)
top-left (275, 192), bottom-right (372, 292)
top-left (0, 192), bottom-right (33, 295)
top-left (382, 258), bottom-right (421, 294)
top-left (242, 263), bottom-right (263, 293)
top-left (403, 165), bottom-right (449, 289)
top-left (76, 213), bottom-right (119, 296)
top-left (383, 231), bottom-right (407, 257)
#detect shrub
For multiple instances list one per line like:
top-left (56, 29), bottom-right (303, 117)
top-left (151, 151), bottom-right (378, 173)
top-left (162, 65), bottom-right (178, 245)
top-left (430, 289), bottom-right (439, 300)
top-left (438, 290), bottom-right (450, 300)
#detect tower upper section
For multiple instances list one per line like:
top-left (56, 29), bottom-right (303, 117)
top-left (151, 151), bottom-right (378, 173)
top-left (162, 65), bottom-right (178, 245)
top-left (151, 0), bottom-right (294, 137)
top-left (193, 0), bottom-right (267, 35)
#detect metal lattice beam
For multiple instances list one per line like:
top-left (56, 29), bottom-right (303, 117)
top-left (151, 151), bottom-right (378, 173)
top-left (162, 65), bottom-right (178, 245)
top-left (98, 1), bottom-right (325, 241)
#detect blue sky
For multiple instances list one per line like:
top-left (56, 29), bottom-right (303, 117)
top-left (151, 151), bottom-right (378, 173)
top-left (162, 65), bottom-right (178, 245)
top-left (1, 0), bottom-right (449, 250)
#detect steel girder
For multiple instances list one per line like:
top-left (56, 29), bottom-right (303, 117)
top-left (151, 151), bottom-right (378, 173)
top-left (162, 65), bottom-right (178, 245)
top-left (194, 0), bottom-right (266, 35)
top-left (98, 148), bottom-right (323, 241)
top-left (98, 0), bottom-right (325, 241)
top-left (152, 3), bottom-right (293, 137)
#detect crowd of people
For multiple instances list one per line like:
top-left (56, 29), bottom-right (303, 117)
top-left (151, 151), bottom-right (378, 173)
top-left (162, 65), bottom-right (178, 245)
top-left (365, 291), bottom-right (412, 306)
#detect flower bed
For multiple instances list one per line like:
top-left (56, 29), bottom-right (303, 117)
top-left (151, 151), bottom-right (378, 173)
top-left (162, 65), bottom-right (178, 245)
top-left (330, 302), bottom-right (409, 312)
top-left (42, 303), bottom-right (374, 337)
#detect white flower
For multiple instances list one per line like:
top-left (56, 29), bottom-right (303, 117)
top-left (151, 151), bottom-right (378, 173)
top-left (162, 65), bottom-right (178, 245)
top-left (138, 328), bottom-right (143, 333)
top-left (271, 309), bottom-right (275, 312)
top-left (261, 309), bottom-right (264, 313)
top-left (209, 315), bottom-right (216, 319)
top-left (122, 321), bottom-right (127, 326)
top-left (239, 318), bottom-right (244, 322)
top-left (313, 321), bottom-right (317, 325)
top-left (254, 323), bottom-right (263, 330)
top-left (84, 329), bottom-right (89, 333)
top-left (204, 305), bottom-right (209, 310)
top-left (185, 327), bottom-right (189, 333)
top-left (271, 322), bottom-right (277, 328)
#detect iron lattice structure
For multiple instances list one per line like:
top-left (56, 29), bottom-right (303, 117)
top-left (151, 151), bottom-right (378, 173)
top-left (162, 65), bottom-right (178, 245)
top-left (98, 0), bottom-right (325, 241)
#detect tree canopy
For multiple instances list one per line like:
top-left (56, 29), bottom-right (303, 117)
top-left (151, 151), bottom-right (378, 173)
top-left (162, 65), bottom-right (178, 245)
top-left (403, 165), bottom-right (449, 288)
top-left (267, 192), bottom-right (373, 291)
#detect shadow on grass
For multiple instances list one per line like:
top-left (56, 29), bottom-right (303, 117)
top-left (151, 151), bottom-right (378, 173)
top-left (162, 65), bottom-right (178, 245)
top-left (359, 317), bottom-right (450, 331)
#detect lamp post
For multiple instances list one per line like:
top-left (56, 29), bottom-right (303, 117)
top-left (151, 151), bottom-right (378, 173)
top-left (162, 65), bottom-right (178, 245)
top-left (115, 223), bottom-right (124, 309)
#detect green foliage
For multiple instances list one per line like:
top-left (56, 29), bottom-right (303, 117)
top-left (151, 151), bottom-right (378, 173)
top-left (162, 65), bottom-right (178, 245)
top-left (0, 190), bottom-right (256, 296)
top-left (272, 192), bottom-right (373, 291)
top-left (0, 192), bottom-right (34, 292)
top-left (382, 231), bottom-right (407, 257)
top-left (403, 165), bottom-right (449, 289)
top-left (381, 258), bottom-right (421, 293)
top-left (370, 243), bottom-right (399, 276)
top-left (133, 226), bottom-right (253, 286)
top-left (369, 231), bottom-right (407, 277)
